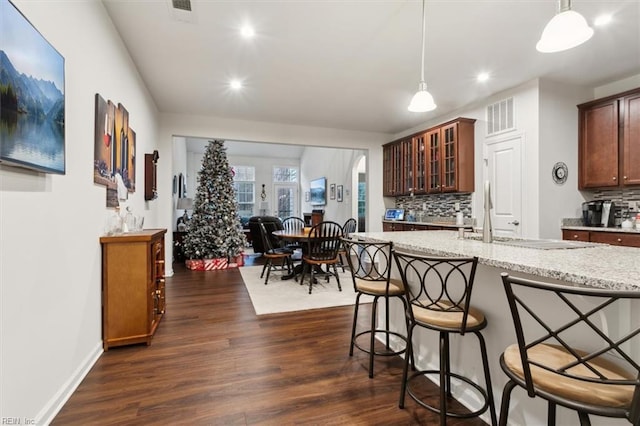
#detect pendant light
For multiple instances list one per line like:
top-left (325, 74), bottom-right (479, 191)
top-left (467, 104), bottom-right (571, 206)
top-left (536, 0), bottom-right (593, 53)
top-left (408, 0), bottom-right (436, 112)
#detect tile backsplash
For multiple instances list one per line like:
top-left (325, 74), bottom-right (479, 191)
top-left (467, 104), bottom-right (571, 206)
top-left (395, 193), bottom-right (472, 218)
top-left (591, 188), bottom-right (640, 212)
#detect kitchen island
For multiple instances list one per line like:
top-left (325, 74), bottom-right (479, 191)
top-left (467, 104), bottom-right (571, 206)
top-left (356, 230), bottom-right (639, 426)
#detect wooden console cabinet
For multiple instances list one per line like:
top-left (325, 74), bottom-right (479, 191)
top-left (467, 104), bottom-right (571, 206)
top-left (100, 229), bottom-right (167, 350)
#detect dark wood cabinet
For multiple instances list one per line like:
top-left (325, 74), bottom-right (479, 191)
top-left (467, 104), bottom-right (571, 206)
top-left (100, 229), bottom-right (167, 350)
top-left (383, 141), bottom-right (403, 196)
top-left (578, 87), bottom-right (640, 189)
top-left (383, 117), bottom-right (475, 197)
top-left (562, 229), bottom-right (640, 248)
top-left (623, 91), bottom-right (640, 185)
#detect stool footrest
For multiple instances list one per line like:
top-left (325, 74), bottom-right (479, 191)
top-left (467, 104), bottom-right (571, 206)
top-left (352, 329), bottom-right (407, 357)
top-left (406, 369), bottom-right (491, 420)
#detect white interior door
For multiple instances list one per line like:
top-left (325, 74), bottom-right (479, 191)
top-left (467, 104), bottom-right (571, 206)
top-left (273, 183), bottom-right (298, 219)
top-left (486, 135), bottom-right (522, 238)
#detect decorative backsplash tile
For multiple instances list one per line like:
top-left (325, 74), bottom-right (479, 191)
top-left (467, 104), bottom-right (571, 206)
top-left (591, 188), bottom-right (640, 207)
top-left (395, 193), bottom-right (472, 218)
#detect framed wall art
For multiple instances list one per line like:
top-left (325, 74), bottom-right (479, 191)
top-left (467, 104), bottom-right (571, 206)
top-left (330, 183), bottom-right (336, 200)
top-left (337, 185), bottom-right (343, 202)
top-left (1, 0), bottom-right (65, 174)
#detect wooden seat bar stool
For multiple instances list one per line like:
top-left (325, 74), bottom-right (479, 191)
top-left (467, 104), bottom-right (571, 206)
top-left (341, 238), bottom-right (410, 378)
top-left (499, 273), bottom-right (640, 426)
top-left (392, 251), bottom-right (497, 426)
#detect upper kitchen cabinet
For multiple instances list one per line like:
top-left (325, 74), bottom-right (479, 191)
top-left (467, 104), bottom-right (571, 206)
top-left (427, 118), bottom-right (475, 193)
top-left (383, 117), bottom-right (476, 197)
top-left (383, 140), bottom-right (403, 196)
top-left (578, 87), bottom-right (640, 189)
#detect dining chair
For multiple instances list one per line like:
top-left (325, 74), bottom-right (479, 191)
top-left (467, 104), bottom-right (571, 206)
top-left (299, 221), bottom-right (343, 294)
top-left (499, 273), bottom-right (640, 426)
top-left (337, 218), bottom-right (358, 272)
top-left (258, 222), bottom-right (294, 285)
top-left (393, 250), bottom-right (497, 426)
top-left (281, 216), bottom-right (306, 252)
top-left (341, 237), bottom-right (410, 378)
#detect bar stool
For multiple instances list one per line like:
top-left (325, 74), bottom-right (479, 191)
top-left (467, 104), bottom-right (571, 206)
top-left (341, 238), bottom-right (410, 378)
top-left (499, 273), bottom-right (640, 426)
top-left (392, 251), bottom-right (497, 426)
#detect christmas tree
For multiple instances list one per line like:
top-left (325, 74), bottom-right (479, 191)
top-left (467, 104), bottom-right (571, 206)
top-left (183, 140), bottom-right (246, 259)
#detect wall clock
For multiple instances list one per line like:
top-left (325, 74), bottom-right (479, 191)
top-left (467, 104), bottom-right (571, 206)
top-left (552, 162), bottom-right (568, 185)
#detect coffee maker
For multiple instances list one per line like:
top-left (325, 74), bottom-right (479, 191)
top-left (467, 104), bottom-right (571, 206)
top-left (582, 201), bottom-right (602, 226)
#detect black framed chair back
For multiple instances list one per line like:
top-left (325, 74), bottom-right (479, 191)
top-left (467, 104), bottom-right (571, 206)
top-left (282, 216), bottom-right (305, 234)
top-left (499, 273), bottom-right (640, 425)
top-left (342, 218), bottom-right (357, 238)
top-left (341, 238), bottom-right (393, 291)
top-left (258, 222), bottom-right (278, 253)
top-left (306, 221), bottom-right (343, 262)
top-left (393, 251), bottom-right (481, 334)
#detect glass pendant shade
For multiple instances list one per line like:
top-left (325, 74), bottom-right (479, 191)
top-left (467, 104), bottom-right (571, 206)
top-left (536, 9), bottom-right (594, 53)
top-left (408, 82), bottom-right (436, 112)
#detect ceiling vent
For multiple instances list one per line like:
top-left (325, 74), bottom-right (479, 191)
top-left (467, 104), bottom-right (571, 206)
top-left (172, 0), bottom-right (191, 12)
top-left (486, 97), bottom-right (515, 136)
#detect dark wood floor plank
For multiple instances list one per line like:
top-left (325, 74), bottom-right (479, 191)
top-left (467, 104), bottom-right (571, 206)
top-left (53, 259), bottom-right (486, 425)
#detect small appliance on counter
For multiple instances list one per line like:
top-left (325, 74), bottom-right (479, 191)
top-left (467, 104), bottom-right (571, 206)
top-left (582, 201), bottom-right (602, 226)
top-left (601, 200), bottom-right (616, 227)
top-left (582, 200), bottom-right (616, 227)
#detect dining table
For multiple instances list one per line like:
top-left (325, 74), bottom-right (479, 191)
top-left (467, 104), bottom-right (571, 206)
top-left (272, 228), bottom-right (312, 280)
top-left (272, 228), bottom-right (343, 280)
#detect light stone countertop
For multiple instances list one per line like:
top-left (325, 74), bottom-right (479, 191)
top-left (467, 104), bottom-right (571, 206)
top-left (355, 230), bottom-right (640, 291)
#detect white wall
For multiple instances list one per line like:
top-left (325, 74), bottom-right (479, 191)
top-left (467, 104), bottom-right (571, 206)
top-left (538, 80), bottom-right (592, 239)
top-left (172, 136), bottom-right (188, 230)
top-left (299, 147), bottom-right (365, 226)
top-left (0, 1), bottom-right (160, 423)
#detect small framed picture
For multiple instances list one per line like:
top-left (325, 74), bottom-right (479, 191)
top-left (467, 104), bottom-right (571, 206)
top-left (337, 185), bottom-right (343, 202)
top-left (305, 191), bottom-right (310, 202)
top-left (173, 175), bottom-right (177, 194)
top-left (330, 183), bottom-right (336, 200)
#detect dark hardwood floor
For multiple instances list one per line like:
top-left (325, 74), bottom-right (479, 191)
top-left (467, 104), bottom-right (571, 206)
top-left (53, 255), bottom-right (487, 425)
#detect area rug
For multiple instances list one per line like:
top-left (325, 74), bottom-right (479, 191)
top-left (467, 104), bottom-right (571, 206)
top-left (240, 265), bottom-right (372, 315)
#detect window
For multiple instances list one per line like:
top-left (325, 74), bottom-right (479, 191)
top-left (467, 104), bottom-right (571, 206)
top-left (232, 165), bottom-right (255, 218)
top-left (273, 166), bottom-right (298, 218)
top-left (273, 166), bottom-right (298, 183)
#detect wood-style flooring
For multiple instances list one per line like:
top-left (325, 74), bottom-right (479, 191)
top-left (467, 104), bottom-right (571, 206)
top-left (53, 255), bottom-right (487, 425)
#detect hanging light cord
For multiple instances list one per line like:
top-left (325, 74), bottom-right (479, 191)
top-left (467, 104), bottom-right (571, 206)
top-left (419, 0), bottom-right (426, 85)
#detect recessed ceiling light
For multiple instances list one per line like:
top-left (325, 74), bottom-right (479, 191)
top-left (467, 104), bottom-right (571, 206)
top-left (594, 14), bottom-right (612, 27)
top-left (477, 72), bottom-right (490, 82)
top-left (230, 79), bottom-right (242, 90)
top-left (240, 25), bottom-right (255, 39)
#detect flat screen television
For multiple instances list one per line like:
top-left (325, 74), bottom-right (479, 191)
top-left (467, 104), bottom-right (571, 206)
top-left (309, 177), bottom-right (326, 206)
top-left (0, 0), bottom-right (66, 174)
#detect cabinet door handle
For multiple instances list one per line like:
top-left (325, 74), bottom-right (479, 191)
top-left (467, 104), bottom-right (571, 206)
top-left (613, 176), bottom-right (617, 181)
top-left (624, 176), bottom-right (627, 180)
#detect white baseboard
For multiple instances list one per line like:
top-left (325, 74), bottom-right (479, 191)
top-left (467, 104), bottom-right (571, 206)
top-left (36, 342), bottom-right (103, 425)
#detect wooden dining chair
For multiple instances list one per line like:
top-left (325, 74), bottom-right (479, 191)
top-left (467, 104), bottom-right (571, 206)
top-left (337, 218), bottom-right (358, 272)
top-left (281, 216), bottom-right (306, 252)
top-left (299, 221), bottom-right (343, 294)
top-left (258, 222), bottom-right (294, 285)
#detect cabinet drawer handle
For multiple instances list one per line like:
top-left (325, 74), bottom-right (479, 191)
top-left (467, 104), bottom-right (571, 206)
top-left (617, 238), bottom-right (622, 242)
top-left (573, 235), bottom-right (579, 239)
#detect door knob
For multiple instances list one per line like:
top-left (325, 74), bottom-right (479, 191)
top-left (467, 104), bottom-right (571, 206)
top-left (509, 220), bottom-right (520, 226)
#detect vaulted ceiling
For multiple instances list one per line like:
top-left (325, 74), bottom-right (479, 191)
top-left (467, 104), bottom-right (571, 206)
top-left (102, 0), bottom-right (640, 136)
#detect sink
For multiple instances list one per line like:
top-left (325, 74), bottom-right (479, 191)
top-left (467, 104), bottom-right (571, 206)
top-left (464, 234), bottom-right (601, 249)
top-left (494, 240), bottom-right (601, 250)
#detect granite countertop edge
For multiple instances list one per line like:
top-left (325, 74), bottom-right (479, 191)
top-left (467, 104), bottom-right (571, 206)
top-left (356, 230), bottom-right (639, 292)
